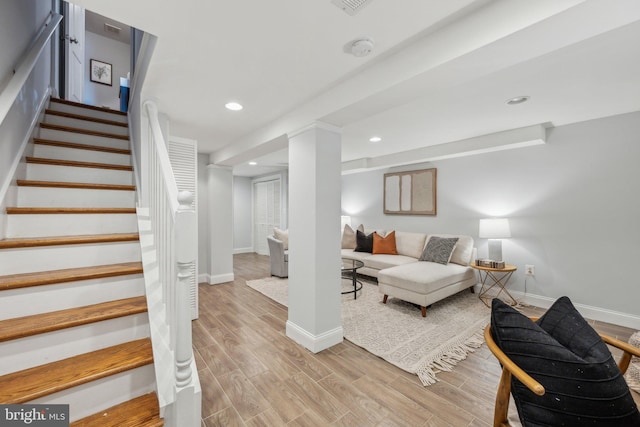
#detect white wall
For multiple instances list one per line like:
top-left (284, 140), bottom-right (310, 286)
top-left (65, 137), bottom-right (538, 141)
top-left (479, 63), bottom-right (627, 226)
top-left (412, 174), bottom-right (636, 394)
top-left (342, 112), bottom-right (640, 326)
top-left (207, 166), bottom-right (234, 284)
top-left (84, 31), bottom-right (129, 110)
top-left (0, 0), bottom-right (54, 238)
top-left (197, 153), bottom-right (210, 279)
top-left (233, 176), bottom-right (253, 253)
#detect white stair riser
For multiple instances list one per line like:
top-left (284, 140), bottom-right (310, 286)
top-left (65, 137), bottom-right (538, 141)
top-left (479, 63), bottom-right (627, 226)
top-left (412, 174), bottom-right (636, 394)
top-left (43, 114), bottom-right (129, 136)
top-left (26, 163), bottom-right (133, 185)
top-left (0, 241), bottom-right (141, 275)
top-left (0, 314), bottom-right (150, 375)
top-left (6, 214), bottom-right (138, 237)
top-left (17, 186), bottom-right (135, 207)
top-left (0, 275), bottom-right (144, 320)
top-left (33, 144), bottom-right (131, 166)
top-left (32, 365), bottom-right (156, 422)
top-left (39, 127), bottom-right (129, 150)
top-left (48, 102), bottom-right (128, 124)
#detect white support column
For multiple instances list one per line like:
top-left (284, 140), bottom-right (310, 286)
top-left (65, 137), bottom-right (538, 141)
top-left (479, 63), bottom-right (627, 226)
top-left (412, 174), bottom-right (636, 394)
top-left (207, 165), bottom-right (234, 284)
top-left (286, 122), bottom-right (343, 353)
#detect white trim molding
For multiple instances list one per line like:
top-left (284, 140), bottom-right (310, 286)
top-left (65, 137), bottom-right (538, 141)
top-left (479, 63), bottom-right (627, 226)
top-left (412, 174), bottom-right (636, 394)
top-left (233, 247), bottom-right (254, 254)
top-left (473, 284), bottom-right (640, 330)
top-left (518, 291), bottom-right (640, 331)
top-left (207, 273), bottom-right (235, 285)
top-left (285, 321), bottom-right (343, 353)
top-left (288, 120), bottom-right (342, 140)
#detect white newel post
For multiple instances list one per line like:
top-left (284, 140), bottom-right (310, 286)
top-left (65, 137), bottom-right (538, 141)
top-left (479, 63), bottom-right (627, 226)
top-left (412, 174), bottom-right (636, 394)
top-left (170, 190), bottom-right (201, 426)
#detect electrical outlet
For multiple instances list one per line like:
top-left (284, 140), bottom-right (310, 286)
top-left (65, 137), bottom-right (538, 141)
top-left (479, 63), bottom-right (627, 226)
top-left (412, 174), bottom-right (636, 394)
top-left (525, 264), bottom-right (535, 276)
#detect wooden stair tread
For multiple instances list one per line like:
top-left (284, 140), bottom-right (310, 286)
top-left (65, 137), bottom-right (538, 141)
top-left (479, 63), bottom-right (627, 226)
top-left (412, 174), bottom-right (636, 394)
top-left (0, 338), bottom-right (153, 404)
top-left (45, 109), bottom-right (129, 128)
top-left (71, 392), bottom-right (163, 427)
top-left (40, 123), bottom-right (129, 140)
top-left (0, 262), bottom-right (143, 291)
top-left (0, 296), bottom-right (147, 342)
top-left (7, 207), bottom-right (136, 214)
top-left (26, 157), bottom-right (133, 171)
top-left (50, 98), bottom-right (128, 117)
top-left (0, 233), bottom-right (139, 249)
top-left (17, 179), bottom-right (135, 191)
top-left (34, 138), bottom-right (131, 155)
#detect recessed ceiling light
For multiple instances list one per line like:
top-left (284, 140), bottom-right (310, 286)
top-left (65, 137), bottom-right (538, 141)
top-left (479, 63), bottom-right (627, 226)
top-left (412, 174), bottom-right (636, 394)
top-left (506, 96), bottom-right (530, 105)
top-left (225, 102), bottom-right (243, 111)
top-left (369, 136), bottom-right (382, 143)
top-left (249, 161), bottom-right (257, 166)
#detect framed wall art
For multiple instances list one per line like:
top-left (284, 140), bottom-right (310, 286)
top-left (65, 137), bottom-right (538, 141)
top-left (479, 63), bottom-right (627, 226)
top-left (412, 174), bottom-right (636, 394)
top-left (384, 168), bottom-right (437, 215)
top-left (90, 59), bottom-right (112, 86)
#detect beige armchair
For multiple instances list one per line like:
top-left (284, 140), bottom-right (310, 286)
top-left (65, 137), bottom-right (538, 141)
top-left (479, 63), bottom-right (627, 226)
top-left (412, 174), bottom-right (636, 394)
top-left (267, 235), bottom-right (288, 278)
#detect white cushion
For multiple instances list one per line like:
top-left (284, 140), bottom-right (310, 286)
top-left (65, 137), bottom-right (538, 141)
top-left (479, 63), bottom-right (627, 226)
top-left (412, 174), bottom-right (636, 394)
top-left (341, 224), bottom-right (364, 249)
top-left (378, 262), bottom-right (475, 294)
top-left (341, 249), bottom-right (373, 262)
top-left (361, 254), bottom-right (417, 271)
top-left (273, 227), bottom-right (289, 250)
top-left (394, 231), bottom-right (427, 259)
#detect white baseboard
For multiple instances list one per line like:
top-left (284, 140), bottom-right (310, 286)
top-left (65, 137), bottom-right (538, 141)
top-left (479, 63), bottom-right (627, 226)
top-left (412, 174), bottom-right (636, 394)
top-left (233, 247), bottom-right (254, 254)
top-left (206, 273), bottom-right (234, 285)
top-left (473, 283), bottom-right (640, 330)
top-left (285, 321), bottom-right (343, 353)
top-left (517, 291), bottom-right (640, 330)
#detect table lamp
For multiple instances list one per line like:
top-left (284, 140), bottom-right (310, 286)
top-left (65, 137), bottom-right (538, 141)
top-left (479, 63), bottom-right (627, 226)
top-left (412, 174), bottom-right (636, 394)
top-left (479, 218), bottom-right (511, 261)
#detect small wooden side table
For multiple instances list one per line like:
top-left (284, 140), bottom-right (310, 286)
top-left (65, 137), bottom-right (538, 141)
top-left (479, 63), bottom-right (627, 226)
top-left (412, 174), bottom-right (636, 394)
top-left (471, 263), bottom-right (518, 307)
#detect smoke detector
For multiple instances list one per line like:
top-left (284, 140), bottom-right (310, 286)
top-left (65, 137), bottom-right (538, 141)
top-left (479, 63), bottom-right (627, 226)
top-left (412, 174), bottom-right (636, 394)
top-left (349, 38), bottom-right (374, 57)
top-left (331, 0), bottom-right (374, 16)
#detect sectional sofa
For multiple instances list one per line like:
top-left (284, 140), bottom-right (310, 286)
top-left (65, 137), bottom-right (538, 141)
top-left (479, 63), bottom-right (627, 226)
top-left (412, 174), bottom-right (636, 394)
top-left (341, 229), bottom-right (477, 317)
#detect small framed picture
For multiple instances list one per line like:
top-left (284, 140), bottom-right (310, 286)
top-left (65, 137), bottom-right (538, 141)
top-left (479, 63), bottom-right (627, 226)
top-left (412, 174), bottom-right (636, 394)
top-left (90, 59), bottom-right (112, 86)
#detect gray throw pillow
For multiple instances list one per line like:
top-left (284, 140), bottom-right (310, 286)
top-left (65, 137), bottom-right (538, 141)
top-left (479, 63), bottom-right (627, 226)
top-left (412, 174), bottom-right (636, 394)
top-left (419, 236), bottom-right (458, 265)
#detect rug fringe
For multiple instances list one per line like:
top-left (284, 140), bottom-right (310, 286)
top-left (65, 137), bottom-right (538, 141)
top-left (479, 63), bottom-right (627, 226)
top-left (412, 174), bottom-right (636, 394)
top-left (416, 328), bottom-right (485, 386)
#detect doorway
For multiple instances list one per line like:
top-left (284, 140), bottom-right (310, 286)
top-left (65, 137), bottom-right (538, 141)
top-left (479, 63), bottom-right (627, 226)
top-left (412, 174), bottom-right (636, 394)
top-left (253, 177), bottom-right (283, 255)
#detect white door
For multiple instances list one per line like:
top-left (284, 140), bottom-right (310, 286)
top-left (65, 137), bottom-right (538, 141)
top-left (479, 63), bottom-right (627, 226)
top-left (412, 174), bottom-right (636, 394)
top-left (65, 2), bottom-right (85, 103)
top-left (254, 179), bottom-right (281, 255)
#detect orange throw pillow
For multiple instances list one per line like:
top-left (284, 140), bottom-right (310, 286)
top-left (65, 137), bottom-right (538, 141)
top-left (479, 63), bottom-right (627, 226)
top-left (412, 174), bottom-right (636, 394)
top-left (373, 230), bottom-right (398, 255)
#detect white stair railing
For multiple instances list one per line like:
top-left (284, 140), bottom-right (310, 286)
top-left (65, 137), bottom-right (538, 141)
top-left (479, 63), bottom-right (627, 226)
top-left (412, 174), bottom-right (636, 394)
top-left (139, 100), bottom-right (201, 426)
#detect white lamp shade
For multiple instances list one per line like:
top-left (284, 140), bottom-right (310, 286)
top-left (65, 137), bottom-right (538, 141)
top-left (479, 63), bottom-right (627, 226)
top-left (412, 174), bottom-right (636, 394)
top-left (479, 218), bottom-right (511, 239)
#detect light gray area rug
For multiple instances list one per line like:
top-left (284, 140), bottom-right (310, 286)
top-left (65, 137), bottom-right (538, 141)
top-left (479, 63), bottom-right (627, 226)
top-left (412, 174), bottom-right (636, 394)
top-left (626, 331), bottom-right (640, 395)
top-left (245, 276), bottom-right (490, 386)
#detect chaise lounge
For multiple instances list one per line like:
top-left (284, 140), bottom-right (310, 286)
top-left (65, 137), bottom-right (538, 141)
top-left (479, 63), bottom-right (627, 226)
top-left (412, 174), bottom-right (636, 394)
top-left (341, 228), bottom-right (477, 317)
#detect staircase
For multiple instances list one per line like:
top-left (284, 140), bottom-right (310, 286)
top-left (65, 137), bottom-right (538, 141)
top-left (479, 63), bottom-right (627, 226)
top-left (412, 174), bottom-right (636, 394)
top-left (0, 98), bottom-right (163, 426)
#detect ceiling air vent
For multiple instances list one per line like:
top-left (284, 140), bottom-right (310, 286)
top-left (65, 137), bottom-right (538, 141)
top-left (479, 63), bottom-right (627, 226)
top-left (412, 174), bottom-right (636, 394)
top-left (104, 23), bottom-right (121, 34)
top-left (331, 0), bottom-right (374, 16)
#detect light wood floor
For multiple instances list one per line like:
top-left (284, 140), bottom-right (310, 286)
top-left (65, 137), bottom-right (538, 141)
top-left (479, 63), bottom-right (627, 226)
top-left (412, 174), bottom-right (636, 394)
top-left (195, 253), bottom-right (639, 427)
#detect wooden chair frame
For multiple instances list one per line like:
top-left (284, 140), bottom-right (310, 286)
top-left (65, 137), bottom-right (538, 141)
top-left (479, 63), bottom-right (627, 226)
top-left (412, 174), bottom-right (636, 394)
top-left (484, 319), bottom-right (640, 427)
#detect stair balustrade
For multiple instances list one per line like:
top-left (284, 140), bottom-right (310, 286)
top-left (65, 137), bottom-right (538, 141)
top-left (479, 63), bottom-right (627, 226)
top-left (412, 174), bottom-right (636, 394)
top-left (138, 100), bottom-right (201, 426)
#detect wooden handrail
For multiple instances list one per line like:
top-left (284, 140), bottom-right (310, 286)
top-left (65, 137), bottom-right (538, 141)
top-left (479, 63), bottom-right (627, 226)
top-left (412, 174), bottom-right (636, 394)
top-left (483, 325), bottom-right (545, 396)
top-left (143, 100), bottom-right (179, 214)
top-left (0, 13), bottom-right (62, 126)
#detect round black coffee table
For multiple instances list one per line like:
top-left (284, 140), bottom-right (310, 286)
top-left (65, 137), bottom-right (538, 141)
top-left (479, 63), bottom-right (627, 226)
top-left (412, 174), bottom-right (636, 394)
top-left (341, 258), bottom-right (364, 299)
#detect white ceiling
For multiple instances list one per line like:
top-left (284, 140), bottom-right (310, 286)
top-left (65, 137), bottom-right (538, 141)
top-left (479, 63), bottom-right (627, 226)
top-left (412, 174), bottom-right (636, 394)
top-left (70, 0), bottom-right (640, 177)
